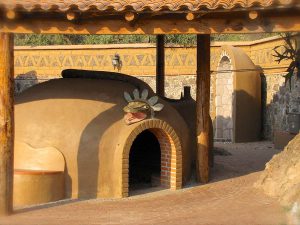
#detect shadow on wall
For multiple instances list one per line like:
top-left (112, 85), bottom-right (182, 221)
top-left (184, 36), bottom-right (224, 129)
top-left (15, 70), bottom-right (157, 200)
top-left (260, 72), bottom-right (267, 139)
top-left (210, 90), bottom-right (276, 183)
top-left (213, 116), bottom-right (233, 142)
top-left (15, 71), bottom-right (38, 94)
top-left (50, 70), bottom-right (154, 199)
top-left (15, 80), bottom-right (119, 199)
top-left (261, 71), bottom-right (300, 141)
top-left (213, 90), bottom-right (261, 143)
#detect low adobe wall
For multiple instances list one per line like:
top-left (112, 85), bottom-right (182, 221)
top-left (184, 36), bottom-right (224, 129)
top-left (14, 170), bottom-right (64, 207)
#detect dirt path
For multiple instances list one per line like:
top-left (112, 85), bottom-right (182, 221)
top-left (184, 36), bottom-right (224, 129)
top-left (1, 141), bottom-right (286, 225)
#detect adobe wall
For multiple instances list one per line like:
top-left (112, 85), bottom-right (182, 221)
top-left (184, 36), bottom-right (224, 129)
top-left (15, 77), bottom-right (192, 199)
top-left (14, 36), bottom-right (300, 140)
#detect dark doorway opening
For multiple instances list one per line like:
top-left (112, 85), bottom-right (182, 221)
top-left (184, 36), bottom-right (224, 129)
top-left (129, 130), bottom-right (161, 192)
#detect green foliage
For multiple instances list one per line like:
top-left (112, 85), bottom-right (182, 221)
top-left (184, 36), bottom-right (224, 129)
top-left (81, 35), bottom-right (157, 45)
top-left (165, 35), bottom-right (196, 46)
top-left (15, 33), bottom-right (279, 47)
top-left (14, 34), bottom-right (157, 46)
top-left (212, 33), bottom-right (278, 42)
top-left (15, 34), bottom-right (75, 46)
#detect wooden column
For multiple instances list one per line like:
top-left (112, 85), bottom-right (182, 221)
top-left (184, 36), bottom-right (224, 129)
top-left (0, 33), bottom-right (14, 216)
top-left (156, 35), bottom-right (165, 97)
top-left (196, 34), bottom-right (211, 183)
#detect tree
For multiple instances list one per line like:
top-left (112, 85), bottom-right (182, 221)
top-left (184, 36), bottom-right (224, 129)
top-left (273, 33), bottom-right (300, 89)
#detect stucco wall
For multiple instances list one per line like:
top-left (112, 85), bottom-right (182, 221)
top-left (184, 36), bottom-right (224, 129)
top-left (14, 36), bottom-right (299, 140)
top-left (15, 76), bottom-right (192, 199)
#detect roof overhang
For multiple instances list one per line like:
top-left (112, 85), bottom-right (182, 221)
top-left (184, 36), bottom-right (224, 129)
top-left (0, 0), bottom-right (297, 12)
top-left (0, 0), bottom-right (299, 34)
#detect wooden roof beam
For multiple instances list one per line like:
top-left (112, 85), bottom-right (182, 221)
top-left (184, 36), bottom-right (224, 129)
top-left (1, 12), bottom-right (300, 34)
top-left (249, 11), bottom-right (259, 20)
top-left (5, 10), bottom-right (16, 20)
top-left (186, 12), bottom-right (208, 21)
top-left (125, 12), bottom-right (137, 22)
top-left (66, 12), bottom-right (76, 21)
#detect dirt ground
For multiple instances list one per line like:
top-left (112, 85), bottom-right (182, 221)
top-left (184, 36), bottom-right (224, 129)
top-left (1, 141), bottom-right (288, 225)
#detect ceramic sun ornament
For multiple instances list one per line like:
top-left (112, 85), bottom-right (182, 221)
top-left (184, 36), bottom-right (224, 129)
top-left (123, 89), bottom-right (164, 125)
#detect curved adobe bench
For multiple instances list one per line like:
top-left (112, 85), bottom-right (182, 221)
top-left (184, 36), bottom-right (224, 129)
top-left (14, 142), bottom-right (65, 207)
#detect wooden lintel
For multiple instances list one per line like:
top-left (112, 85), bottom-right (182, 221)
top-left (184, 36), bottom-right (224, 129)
top-left (0, 33), bottom-right (14, 216)
top-left (6, 10), bottom-right (16, 20)
top-left (196, 34), bottom-right (211, 183)
top-left (186, 13), bottom-right (195, 21)
top-left (66, 12), bottom-right (76, 21)
top-left (125, 12), bottom-right (136, 22)
top-left (1, 14), bottom-right (300, 34)
top-left (249, 11), bottom-right (259, 20)
top-left (156, 35), bottom-right (165, 97)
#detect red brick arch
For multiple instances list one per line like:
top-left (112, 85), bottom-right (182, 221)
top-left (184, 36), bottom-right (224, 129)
top-left (122, 119), bottom-right (182, 197)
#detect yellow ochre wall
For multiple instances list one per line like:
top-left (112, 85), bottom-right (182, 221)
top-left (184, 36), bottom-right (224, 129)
top-left (14, 36), bottom-right (289, 79)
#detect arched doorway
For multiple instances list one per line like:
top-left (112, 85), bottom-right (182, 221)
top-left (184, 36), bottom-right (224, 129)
top-left (129, 130), bottom-right (161, 192)
top-left (122, 120), bottom-right (182, 197)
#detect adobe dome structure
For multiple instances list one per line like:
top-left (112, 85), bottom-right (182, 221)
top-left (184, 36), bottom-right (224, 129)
top-left (14, 70), bottom-right (194, 203)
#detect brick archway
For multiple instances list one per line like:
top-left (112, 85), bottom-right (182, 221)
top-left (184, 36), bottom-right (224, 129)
top-left (122, 119), bottom-right (182, 197)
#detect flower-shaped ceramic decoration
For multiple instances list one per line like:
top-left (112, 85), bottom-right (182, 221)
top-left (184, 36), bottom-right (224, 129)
top-left (123, 89), bottom-right (164, 125)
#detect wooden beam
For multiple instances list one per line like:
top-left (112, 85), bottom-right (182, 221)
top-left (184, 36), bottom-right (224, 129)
top-left (0, 33), bottom-right (14, 216)
top-left (1, 14), bottom-right (300, 34)
top-left (66, 12), bottom-right (76, 21)
top-left (186, 13), bottom-right (195, 21)
top-left (249, 11), bottom-right (258, 20)
top-left (196, 34), bottom-right (211, 183)
top-left (125, 12), bottom-right (136, 22)
top-left (156, 35), bottom-right (165, 97)
top-left (6, 10), bottom-right (16, 20)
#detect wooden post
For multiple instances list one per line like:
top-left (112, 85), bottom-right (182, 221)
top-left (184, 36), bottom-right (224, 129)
top-left (156, 35), bottom-right (165, 97)
top-left (0, 33), bottom-right (14, 216)
top-left (196, 34), bottom-right (211, 183)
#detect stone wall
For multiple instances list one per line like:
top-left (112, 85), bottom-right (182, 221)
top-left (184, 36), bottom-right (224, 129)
top-left (214, 56), bottom-right (234, 141)
top-left (14, 36), bottom-right (299, 140)
top-left (263, 73), bottom-right (300, 139)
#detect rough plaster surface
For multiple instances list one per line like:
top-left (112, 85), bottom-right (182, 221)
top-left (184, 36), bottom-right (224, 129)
top-left (15, 77), bottom-right (191, 200)
top-left (255, 133), bottom-right (300, 207)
